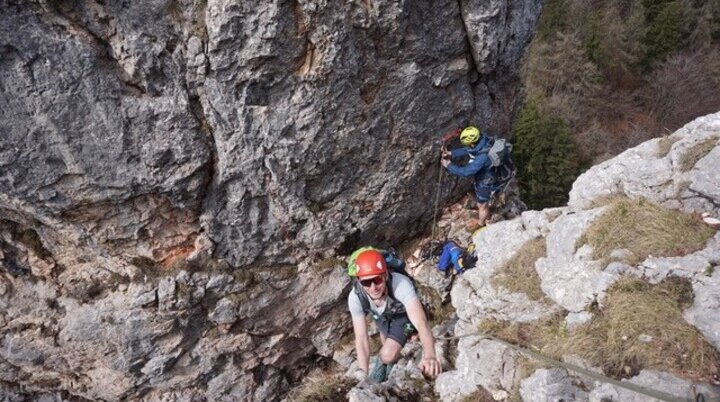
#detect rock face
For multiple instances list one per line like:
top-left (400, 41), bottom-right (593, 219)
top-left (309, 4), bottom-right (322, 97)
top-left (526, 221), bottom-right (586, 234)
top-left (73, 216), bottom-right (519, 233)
top-left (0, 0), bottom-right (541, 400)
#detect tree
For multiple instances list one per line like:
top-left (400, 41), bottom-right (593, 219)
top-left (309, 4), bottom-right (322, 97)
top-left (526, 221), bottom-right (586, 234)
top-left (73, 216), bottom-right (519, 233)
top-left (641, 0), bottom-right (683, 69)
top-left (513, 98), bottom-right (578, 209)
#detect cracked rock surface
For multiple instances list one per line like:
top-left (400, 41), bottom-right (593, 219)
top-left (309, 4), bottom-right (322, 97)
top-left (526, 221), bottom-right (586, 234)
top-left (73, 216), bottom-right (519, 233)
top-left (0, 0), bottom-right (541, 400)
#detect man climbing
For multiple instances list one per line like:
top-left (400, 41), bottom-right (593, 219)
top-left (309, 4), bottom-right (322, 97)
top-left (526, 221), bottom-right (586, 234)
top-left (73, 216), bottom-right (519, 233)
top-left (441, 126), bottom-right (512, 228)
top-left (347, 248), bottom-right (441, 382)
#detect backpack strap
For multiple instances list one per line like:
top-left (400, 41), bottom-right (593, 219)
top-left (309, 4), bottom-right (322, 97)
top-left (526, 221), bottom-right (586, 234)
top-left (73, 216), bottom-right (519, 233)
top-left (353, 279), bottom-right (374, 318)
top-left (353, 274), bottom-right (407, 320)
top-left (381, 273), bottom-right (408, 319)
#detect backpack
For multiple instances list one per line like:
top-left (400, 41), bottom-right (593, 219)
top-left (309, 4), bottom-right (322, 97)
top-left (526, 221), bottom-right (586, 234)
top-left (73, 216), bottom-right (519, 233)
top-left (348, 248), bottom-right (415, 321)
top-left (473, 137), bottom-right (516, 186)
top-left (425, 239), bottom-right (478, 272)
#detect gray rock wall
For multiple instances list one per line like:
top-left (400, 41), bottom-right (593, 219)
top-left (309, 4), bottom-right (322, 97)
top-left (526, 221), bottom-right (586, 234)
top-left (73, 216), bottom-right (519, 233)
top-left (0, 0), bottom-right (541, 400)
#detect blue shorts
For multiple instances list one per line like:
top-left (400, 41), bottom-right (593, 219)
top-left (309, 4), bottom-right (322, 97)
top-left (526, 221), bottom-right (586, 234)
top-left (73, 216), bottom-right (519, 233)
top-left (474, 184), bottom-right (499, 203)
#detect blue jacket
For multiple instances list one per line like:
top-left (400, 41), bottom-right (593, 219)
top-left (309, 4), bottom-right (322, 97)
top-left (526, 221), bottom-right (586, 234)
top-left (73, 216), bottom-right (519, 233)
top-left (446, 135), bottom-right (496, 187)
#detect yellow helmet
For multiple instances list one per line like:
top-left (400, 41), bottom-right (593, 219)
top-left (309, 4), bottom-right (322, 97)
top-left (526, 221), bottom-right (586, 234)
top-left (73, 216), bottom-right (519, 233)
top-left (460, 126), bottom-right (480, 146)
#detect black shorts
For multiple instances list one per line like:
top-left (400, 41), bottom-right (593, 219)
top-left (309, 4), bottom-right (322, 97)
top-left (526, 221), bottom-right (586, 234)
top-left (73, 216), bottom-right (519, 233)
top-left (374, 315), bottom-right (415, 346)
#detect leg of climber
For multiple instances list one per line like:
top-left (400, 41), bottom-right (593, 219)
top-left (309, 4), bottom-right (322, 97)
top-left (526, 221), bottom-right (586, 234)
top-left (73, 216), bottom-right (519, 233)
top-left (379, 338), bottom-right (403, 365)
top-left (474, 184), bottom-right (497, 227)
top-left (477, 201), bottom-right (490, 227)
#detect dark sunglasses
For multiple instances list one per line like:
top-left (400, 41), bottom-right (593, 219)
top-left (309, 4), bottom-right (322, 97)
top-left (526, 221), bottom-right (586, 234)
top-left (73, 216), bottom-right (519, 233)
top-left (360, 276), bottom-right (384, 288)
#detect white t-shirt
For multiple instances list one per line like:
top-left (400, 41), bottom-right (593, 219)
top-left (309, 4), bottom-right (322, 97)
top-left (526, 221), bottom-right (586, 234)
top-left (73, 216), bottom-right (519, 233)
top-left (347, 272), bottom-right (418, 318)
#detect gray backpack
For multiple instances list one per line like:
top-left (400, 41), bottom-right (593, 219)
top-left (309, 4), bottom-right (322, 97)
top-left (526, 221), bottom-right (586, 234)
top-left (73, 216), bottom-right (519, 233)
top-left (472, 137), bottom-right (516, 184)
top-left (487, 138), bottom-right (511, 167)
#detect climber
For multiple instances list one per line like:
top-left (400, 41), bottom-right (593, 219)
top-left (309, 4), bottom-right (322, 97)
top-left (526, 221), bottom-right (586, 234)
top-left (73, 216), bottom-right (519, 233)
top-left (441, 126), bottom-right (514, 228)
top-left (347, 249), bottom-right (441, 382)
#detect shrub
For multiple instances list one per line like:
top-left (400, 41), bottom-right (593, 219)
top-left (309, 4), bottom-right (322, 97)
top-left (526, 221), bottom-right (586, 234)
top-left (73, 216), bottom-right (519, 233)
top-left (513, 98), bottom-right (578, 209)
top-left (589, 2), bottom-right (644, 86)
top-left (584, 12), bottom-right (604, 65)
top-left (640, 51), bottom-right (720, 131)
top-left (523, 32), bottom-right (602, 100)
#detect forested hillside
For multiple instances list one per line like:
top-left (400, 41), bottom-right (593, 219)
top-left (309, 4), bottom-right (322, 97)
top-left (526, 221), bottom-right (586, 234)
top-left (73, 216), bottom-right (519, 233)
top-left (514, 0), bottom-right (720, 209)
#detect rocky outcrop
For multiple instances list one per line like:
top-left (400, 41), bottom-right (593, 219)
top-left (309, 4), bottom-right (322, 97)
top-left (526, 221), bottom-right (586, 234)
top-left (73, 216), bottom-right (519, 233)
top-left (433, 111), bottom-right (720, 401)
top-left (0, 0), bottom-right (541, 400)
top-left (0, 259), bottom-right (350, 401)
top-left (569, 112), bottom-right (720, 216)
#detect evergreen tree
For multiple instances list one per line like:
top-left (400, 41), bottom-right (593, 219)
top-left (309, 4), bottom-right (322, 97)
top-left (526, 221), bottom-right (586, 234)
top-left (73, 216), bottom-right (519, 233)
top-left (513, 98), bottom-right (578, 209)
top-left (641, 0), bottom-right (683, 69)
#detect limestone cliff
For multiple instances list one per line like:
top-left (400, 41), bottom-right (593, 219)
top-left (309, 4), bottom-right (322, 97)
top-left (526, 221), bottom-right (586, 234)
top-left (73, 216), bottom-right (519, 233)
top-left (0, 0), bottom-right (541, 400)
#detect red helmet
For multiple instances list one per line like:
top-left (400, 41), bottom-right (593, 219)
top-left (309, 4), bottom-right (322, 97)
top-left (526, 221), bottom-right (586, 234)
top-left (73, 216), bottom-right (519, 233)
top-left (355, 250), bottom-right (387, 278)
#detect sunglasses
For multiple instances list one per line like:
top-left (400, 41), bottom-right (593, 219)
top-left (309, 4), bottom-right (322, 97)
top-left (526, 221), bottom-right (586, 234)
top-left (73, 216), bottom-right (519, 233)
top-left (360, 276), bottom-right (385, 288)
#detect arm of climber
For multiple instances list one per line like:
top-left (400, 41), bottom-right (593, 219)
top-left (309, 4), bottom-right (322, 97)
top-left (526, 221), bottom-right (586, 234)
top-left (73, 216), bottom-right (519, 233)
top-left (352, 315), bottom-right (371, 374)
top-left (450, 146), bottom-right (470, 159)
top-left (447, 152), bottom-right (490, 177)
top-left (405, 299), bottom-right (441, 378)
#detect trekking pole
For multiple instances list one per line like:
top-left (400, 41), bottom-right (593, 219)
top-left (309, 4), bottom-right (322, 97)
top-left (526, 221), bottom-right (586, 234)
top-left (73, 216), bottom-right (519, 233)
top-left (431, 129), bottom-right (460, 242)
top-left (430, 153), bottom-right (444, 242)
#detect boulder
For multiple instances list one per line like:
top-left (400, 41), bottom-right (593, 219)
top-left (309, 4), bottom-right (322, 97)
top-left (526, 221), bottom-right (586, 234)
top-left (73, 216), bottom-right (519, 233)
top-left (519, 368), bottom-right (588, 402)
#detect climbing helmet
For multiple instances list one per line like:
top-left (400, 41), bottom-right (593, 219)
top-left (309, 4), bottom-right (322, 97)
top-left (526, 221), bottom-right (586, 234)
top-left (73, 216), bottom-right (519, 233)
top-left (355, 249), bottom-right (388, 278)
top-left (460, 126), bottom-right (480, 146)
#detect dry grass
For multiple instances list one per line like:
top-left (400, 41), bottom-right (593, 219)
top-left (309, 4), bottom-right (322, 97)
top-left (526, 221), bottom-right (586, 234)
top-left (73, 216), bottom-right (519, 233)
top-left (577, 198), bottom-right (715, 265)
top-left (459, 388), bottom-right (495, 402)
top-left (479, 277), bottom-right (720, 381)
top-left (679, 137), bottom-right (719, 172)
top-left (549, 277), bottom-right (719, 379)
top-left (656, 135), bottom-right (680, 157)
top-left (492, 237), bottom-right (549, 301)
top-left (478, 312), bottom-right (569, 351)
top-left (314, 257), bottom-right (343, 275)
top-left (286, 371), bottom-right (357, 402)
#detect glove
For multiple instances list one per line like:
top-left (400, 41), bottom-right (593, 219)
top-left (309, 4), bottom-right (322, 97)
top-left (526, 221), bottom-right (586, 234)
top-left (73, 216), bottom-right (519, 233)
top-left (441, 159), bottom-right (450, 168)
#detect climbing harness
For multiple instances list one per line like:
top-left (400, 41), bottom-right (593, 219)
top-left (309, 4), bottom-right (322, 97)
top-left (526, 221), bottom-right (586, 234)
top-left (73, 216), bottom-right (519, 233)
top-left (435, 331), bottom-right (718, 402)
